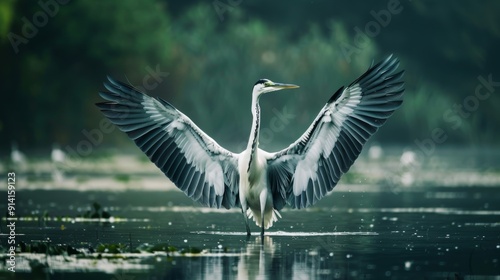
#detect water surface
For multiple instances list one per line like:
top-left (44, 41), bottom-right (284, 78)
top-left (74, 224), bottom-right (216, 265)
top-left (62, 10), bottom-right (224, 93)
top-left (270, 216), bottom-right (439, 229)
top-left (1, 148), bottom-right (499, 279)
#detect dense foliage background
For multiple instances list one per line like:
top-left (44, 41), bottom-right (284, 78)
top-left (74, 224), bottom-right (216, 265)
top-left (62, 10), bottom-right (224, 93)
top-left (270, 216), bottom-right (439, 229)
top-left (1, 0), bottom-right (499, 154)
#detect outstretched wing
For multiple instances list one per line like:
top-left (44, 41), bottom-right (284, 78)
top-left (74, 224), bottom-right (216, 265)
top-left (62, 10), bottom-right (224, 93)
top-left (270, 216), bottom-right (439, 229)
top-left (97, 77), bottom-right (240, 209)
top-left (267, 55), bottom-right (404, 209)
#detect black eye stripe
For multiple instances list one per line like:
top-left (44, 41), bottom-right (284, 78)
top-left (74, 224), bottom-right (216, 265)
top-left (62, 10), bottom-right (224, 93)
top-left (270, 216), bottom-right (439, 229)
top-left (254, 79), bottom-right (270, 86)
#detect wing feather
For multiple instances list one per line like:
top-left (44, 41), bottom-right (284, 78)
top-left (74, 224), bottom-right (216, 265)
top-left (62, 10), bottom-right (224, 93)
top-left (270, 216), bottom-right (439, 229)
top-left (267, 55), bottom-right (405, 209)
top-left (97, 77), bottom-right (240, 209)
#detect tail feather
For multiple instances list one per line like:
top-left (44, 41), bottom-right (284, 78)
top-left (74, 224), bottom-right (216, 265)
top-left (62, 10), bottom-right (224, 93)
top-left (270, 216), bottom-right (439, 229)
top-left (246, 208), bottom-right (281, 229)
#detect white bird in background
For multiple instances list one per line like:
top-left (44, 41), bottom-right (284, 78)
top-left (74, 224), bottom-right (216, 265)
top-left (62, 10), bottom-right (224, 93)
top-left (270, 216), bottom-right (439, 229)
top-left (11, 142), bottom-right (27, 166)
top-left (400, 150), bottom-right (417, 167)
top-left (51, 143), bottom-right (66, 164)
top-left (51, 143), bottom-right (66, 182)
top-left (399, 149), bottom-right (419, 186)
top-left (368, 144), bottom-right (383, 160)
top-left (97, 55), bottom-right (405, 236)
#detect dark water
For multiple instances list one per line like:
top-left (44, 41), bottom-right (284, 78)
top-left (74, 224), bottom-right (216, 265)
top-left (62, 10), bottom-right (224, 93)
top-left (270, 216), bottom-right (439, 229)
top-left (1, 185), bottom-right (500, 279)
top-left (1, 148), bottom-right (500, 279)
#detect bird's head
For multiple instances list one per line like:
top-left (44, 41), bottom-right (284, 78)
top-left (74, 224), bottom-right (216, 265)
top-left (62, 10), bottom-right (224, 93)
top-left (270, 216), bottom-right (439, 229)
top-left (252, 79), bottom-right (299, 96)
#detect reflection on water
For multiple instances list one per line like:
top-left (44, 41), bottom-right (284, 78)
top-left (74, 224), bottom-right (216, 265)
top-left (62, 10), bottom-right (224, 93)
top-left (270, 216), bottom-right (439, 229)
top-left (192, 231), bottom-right (379, 236)
top-left (238, 237), bottom-right (275, 279)
top-left (159, 235), bottom-right (363, 280)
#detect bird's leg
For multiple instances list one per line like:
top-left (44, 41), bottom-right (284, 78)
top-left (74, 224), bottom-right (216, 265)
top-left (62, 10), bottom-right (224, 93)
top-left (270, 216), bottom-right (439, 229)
top-left (259, 189), bottom-right (268, 237)
top-left (241, 207), bottom-right (251, 236)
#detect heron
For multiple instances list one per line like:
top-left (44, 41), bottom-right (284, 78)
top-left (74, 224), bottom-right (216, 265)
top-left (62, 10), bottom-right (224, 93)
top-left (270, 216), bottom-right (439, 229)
top-left (11, 142), bottom-right (27, 166)
top-left (51, 143), bottom-right (66, 164)
top-left (97, 55), bottom-right (404, 236)
top-left (51, 143), bottom-right (66, 182)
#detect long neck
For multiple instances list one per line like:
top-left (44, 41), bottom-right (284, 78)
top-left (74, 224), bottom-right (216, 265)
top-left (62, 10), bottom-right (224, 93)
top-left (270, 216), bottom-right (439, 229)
top-left (246, 94), bottom-right (261, 171)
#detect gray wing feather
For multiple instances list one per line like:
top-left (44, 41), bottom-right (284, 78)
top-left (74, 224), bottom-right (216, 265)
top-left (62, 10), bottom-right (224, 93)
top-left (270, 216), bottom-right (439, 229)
top-left (267, 55), bottom-right (405, 209)
top-left (97, 77), bottom-right (239, 209)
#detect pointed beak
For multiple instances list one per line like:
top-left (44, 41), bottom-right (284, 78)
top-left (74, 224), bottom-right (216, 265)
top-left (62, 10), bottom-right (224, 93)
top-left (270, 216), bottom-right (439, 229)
top-left (269, 83), bottom-right (300, 90)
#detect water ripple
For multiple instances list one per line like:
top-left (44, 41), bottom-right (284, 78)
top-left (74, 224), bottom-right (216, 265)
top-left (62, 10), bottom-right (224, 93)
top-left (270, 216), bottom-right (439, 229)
top-left (192, 231), bottom-right (379, 236)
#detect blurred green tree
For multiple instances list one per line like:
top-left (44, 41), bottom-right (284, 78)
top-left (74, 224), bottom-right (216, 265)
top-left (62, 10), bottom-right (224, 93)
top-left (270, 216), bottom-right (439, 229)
top-left (1, 0), bottom-right (499, 154)
top-left (0, 0), bottom-right (171, 148)
top-left (167, 5), bottom-right (381, 151)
